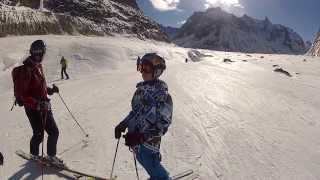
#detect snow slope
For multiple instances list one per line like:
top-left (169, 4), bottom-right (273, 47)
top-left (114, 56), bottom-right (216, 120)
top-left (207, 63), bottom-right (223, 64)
top-left (1, 35), bottom-right (320, 180)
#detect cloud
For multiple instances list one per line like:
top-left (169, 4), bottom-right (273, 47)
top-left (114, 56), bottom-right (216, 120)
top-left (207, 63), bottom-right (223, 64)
top-left (204, 0), bottom-right (244, 15)
top-left (149, 0), bottom-right (180, 11)
top-left (178, 20), bottom-right (186, 25)
top-left (148, 0), bottom-right (245, 15)
top-left (204, 0), bottom-right (244, 9)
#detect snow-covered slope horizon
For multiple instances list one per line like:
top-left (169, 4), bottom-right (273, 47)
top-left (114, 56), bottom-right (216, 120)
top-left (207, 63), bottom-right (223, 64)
top-left (1, 35), bottom-right (320, 180)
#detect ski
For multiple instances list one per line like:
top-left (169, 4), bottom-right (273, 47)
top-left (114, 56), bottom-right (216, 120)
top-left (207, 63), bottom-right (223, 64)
top-left (16, 150), bottom-right (114, 180)
top-left (171, 169), bottom-right (198, 180)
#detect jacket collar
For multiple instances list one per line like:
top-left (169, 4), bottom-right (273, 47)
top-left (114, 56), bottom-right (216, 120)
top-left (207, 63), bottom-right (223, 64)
top-left (23, 56), bottom-right (41, 68)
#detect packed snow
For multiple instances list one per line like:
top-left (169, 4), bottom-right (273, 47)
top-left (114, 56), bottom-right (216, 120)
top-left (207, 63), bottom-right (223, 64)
top-left (1, 35), bottom-right (320, 180)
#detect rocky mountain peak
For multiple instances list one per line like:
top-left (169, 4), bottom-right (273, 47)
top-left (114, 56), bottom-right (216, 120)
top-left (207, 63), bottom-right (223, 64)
top-left (172, 8), bottom-right (306, 54)
top-left (309, 29), bottom-right (320, 56)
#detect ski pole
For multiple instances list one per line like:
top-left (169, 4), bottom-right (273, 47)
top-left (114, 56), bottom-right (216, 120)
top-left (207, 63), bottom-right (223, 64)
top-left (10, 101), bottom-right (15, 111)
top-left (40, 110), bottom-right (48, 180)
top-left (110, 138), bottom-right (120, 179)
top-left (57, 92), bottom-right (89, 137)
top-left (133, 152), bottom-right (140, 180)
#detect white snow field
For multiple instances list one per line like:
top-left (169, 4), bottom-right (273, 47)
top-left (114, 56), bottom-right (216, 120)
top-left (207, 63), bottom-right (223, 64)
top-left (1, 35), bottom-right (320, 180)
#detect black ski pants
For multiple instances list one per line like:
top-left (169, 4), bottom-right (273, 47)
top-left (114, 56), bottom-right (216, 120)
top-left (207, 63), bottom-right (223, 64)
top-left (61, 67), bottom-right (69, 79)
top-left (25, 108), bottom-right (59, 156)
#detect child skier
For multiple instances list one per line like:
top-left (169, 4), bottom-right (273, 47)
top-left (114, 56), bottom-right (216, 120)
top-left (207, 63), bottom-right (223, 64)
top-left (115, 53), bottom-right (173, 180)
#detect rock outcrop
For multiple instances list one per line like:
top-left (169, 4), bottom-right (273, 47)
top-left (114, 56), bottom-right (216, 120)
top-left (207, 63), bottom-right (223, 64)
top-left (0, 0), bottom-right (169, 41)
top-left (308, 30), bottom-right (320, 56)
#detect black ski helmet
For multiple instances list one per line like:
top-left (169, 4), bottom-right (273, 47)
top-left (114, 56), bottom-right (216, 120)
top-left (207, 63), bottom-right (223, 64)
top-left (30, 40), bottom-right (46, 57)
top-left (139, 53), bottom-right (166, 79)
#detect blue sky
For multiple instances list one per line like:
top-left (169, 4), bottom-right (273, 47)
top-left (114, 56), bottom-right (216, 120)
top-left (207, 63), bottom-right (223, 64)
top-left (136, 0), bottom-right (319, 41)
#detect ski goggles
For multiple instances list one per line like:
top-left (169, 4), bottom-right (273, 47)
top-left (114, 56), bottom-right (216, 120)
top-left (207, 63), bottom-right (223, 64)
top-left (137, 63), bottom-right (153, 73)
top-left (137, 54), bottom-right (165, 74)
top-left (31, 48), bottom-right (46, 56)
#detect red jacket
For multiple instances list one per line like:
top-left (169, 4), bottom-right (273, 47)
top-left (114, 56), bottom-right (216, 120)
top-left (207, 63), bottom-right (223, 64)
top-left (16, 57), bottom-right (49, 109)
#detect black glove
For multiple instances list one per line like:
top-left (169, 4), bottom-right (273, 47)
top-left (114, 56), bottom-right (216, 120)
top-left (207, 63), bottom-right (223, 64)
top-left (36, 101), bottom-right (51, 111)
top-left (15, 99), bottom-right (24, 107)
top-left (47, 84), bottom-right (59, 95)
top-left (124, 132), bottom-right (144, 146)
top-left (114, 123), bottom-right (126, 139)
top-left (52, 84), bottom-right (59, 93)
top-left (0, 152), bottom-right (3, 165)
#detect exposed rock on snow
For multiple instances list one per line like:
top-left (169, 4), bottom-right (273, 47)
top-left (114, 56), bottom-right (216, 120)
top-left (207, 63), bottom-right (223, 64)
top-left (274, 68), bottom-right (292, 77)
top-left (187, 49), bottom-right (204, 62)
top-left (0, 0), bottom-right (168, 41)
top-left (187, 49), bottom-right (212, 62)
top-left (223, 58), bottom-right (234, 63)
top-left (173, 7), bottom-right (306, 54)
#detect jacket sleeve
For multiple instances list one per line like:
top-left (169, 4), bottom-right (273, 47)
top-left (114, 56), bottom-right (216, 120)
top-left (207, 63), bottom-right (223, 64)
top-left (118, 110), bottom-right (134, 129)
top-left (18, 70), bottom-right (38, 109)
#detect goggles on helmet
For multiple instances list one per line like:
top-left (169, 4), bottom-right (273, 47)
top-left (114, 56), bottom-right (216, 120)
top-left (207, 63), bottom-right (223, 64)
top-left (137, 53), bottom-right (166, 75)
top-left (31, 49), bottom-right (46, 55)
top-left (137, 63), bottom-right (154, 73)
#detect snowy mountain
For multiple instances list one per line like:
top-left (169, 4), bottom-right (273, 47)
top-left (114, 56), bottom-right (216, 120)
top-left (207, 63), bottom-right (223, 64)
top-left (0, 0), bottom-right (169, 41)
top-left (161, 26), bottom-right (180, 40)
top-left (173, 7), bottom-right (306, 54)
top-left (309, 30), bottom-right (320, 56)
top-left (305, 41), bottom-right (312, 51)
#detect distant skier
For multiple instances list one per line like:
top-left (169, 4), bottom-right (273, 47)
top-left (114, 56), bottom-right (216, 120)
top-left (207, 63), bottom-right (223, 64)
top-left (115, 53), bottom-right (173, 180)
top-left (0, 152), bottom-right (3, 165)
top-left (60, 56), bottom-right (69, 80)
top-left (185, 58), bottom-right (188, 63)
top-left (12, 40), bottom-right (61, 164)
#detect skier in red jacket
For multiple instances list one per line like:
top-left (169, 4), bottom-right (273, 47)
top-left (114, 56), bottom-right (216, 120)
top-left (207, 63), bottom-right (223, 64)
top-left (13, 40), bottom-right (61, 164)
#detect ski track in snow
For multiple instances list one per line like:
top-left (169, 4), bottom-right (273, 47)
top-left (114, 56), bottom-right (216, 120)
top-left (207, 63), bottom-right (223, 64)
top-left (0, 35), bottom-right (320, 180)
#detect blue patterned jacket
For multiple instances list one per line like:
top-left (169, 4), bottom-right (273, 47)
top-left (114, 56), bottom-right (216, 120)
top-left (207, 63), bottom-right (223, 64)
top-left (119, 79), bottom-right (173, 152)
